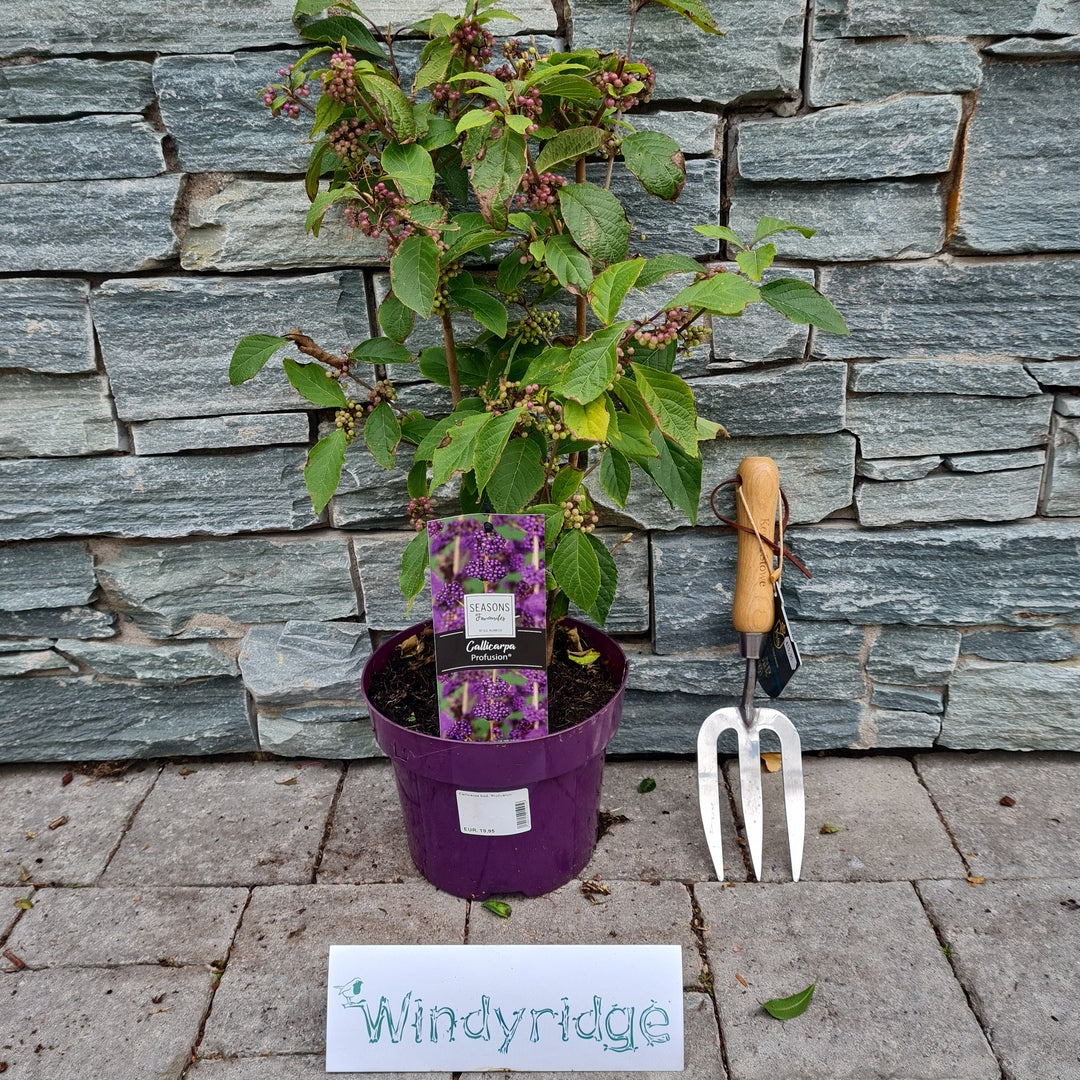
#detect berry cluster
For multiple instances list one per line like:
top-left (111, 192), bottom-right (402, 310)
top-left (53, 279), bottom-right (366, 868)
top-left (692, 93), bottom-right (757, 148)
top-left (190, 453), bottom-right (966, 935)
top-left (449, 18), bottom-right (494, 70)
top-left (333, 399), bottom-right (362, 443)
top-left (408, 495), bottom-right (437, 532)
top-left (516, 308), bottom-right (560, 344)
top-left (515, 170), bottom-right (567, 211)
top-left (562, 490), bottom-right (599, 533)
top-left (323, 50), bottom-right (361, 105)
top-left (327, 116), bottom-right (375, 164)
top-left (365, 378), bottom-right (396, 412)
top-left (261, 64), bottom-right (310, 119)
top-left (596, 60), bottom-right (656, 111)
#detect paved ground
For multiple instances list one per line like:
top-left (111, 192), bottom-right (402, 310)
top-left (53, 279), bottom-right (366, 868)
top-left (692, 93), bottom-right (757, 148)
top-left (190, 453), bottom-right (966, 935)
top-left (1, 750), bottom-right (1077, 1080)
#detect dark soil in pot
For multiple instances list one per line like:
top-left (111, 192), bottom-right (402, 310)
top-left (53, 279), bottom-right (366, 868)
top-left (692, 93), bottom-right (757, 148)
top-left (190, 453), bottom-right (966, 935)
top-left (366, 621), bottom-right (623, 737)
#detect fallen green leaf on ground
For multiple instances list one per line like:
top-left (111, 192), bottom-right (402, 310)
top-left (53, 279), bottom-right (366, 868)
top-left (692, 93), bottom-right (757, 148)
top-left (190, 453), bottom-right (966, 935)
top-left (482, 899), bottom-right (512, 919)
top-left (638, 777), bottom-right (657, 793)
top-left (820, 823), bottom-right (842, 834)
top-left (762, 980), bottom-right (816, 1020)
top-left (13, 899), bottom-right (32, 910)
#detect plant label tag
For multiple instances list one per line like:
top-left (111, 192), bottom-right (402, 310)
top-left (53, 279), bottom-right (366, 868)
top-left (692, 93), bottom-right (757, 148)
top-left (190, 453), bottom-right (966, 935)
top-left (456, 787), bottom-right (531, 836)
top-left (326, 944), bottom-right (684, 1072)
top-left (429, 514), bottom-right (548, 741)
top-left (756, 583), bottom-right (801, 698)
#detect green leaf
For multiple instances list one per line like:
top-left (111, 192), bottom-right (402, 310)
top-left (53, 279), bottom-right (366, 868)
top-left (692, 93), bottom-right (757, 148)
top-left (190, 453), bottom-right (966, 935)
top-left (599, 448), bottom-right (631, 507)
top-left (525, 502), bottom-right (564, 547)
top-left (486, 436), bottom-right (546, 513)
top-left (697, 415), bottom-right (727, 441)
top-left (551, 467), bottom-right (584, 505)
top-left (390, 233), bottom-right (440, 317)
top-left (560, 322), bottom-right (631, 404)
top-left (471, 129), bottom-right (527, 230)
top-left (761, 278), bottom-right (849, 336)
top-left (648, 0), bottom-right (723, 34)
top-left (544, 233), bottom-right (593, 290)
top-left (417, 346), bottom-right (490, 388)
top-left (534, 126), bottom-right (606, 173)
top-left (443, 225), bottom-right (505, 265)
top-left (305, 140), bottom-right (330, 202)
top-left (414, 38), bottom-right (454, 91)
top-left (633, 364), bottom-right (698, 455)
top-left (636, 253), bottom-right (703, 289)
top-left (762, 981), bottom-right (816, 1021)
top-left (669, 272), bottom-right (761, 315)
top-left (378, 291), bottom-right (415, 343)
top-left (620, 130), bottom-right (686, 201)
top-left (457, 289), bottom-right (508, 337)
top-left (606, 409), bottom-right (658, 460)
top-left (14, 897), bottom-right (33, 910)
top-left (304, 182), bottom-right (358, 235)
top-left (693, 223), bottom-right (743, 247)
top-left (583, 531), bottom-right (618, 626)
top-left (361, 74), bottom-right (416, 140)
top-left (588, 257), bottom-right (645, 325)
top-left (363, 400), bottom-right (400, 469)
top-left (381, 142), bottom-right (435, 202)
top-left (638, 429), bottom-right (702, 523)
top-left (447, 70), bottom-right (509, 108)
top-left (735, 243), bottom-right (775, 283)
top-left (399, 529), bottom-right (429, 610)
top-left (567, 648), bottom-right (601, 665)
top-left (439, 152), bottom-right (471, 204)
top-left (229, 335), bottom-right (288, 384)
top-left (406, 457), bottom-right (429, 498)
top-left (521, 344), bottom-right (572, 387)
top-left (349, 337), bottom-right (414, 365)
top-left (473, 408), bottom-right (525, 493)
top-left (283, 358), bottom-right (348, 407)
top-left (304, 428), bottom-right (348, 514)
top-left (482, 899), bottom-right (512, 919)
top-left (413, 414), bottom-right (458, 462)
top-left (430, 412), bottom-right (491, 489)
top-left (558, 183), bottom-right (631, 266)
top-left (299, 15), bottom-right (384, 55)
top-left (550, 527), bottom-right (600, 611)
top-left (753, 216), bottom-right (816, 246)
top-left (562, 397), bottom-right (610, 442)
top-left (310, 91), bottom-right (344, 138)
top-left (456, 108), bottom-right (497, 133)
top-left (536, 74), bottom-right (601, 103)
top-left (420, 115), bottom-right (458, 150)
top-left (632, 338), bottom-right (676, 373)
top-left (498, 249), bottom-right (532, 294)
top-left (638, 776), bottom-right (657, 793)
top-left (505, 113), bottom-right (533, 135)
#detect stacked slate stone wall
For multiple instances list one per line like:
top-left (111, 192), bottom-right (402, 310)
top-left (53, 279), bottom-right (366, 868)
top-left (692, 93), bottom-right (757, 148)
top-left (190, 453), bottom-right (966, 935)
top-left (1, 0), bottom-right (1078, 761)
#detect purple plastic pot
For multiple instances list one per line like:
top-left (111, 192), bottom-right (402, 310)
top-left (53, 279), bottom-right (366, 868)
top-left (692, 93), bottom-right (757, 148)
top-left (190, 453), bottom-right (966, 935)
top-left (363, 619), bottom-right (628, 900)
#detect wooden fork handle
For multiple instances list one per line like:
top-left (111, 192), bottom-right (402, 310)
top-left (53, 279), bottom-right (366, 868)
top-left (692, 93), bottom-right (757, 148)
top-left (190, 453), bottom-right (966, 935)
top-left (733, 456), bottom-right (780, 635)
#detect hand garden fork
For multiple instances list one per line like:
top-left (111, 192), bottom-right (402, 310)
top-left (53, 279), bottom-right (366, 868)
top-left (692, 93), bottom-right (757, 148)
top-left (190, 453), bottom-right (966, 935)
top-left (697, 456), bottom-right (805, 882)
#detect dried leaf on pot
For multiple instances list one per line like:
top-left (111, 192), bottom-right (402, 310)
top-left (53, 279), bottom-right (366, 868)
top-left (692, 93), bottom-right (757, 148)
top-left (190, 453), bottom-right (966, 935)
top-left (568, 649), bottom-right (601, 667)
top-left (580, 879), bottom-right (611, 904)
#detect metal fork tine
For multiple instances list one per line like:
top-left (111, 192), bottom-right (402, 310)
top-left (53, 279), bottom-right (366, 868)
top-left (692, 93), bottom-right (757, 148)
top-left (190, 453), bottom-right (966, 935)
top-left (737, 722), bottom-right (764, 881)
top-left (770, 711), bottom-right (805, 882)
top-left (696, 709), bottom-right (730, 881)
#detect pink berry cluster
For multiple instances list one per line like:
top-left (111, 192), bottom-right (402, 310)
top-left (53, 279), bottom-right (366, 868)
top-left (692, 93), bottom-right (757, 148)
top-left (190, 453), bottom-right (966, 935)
top-left (343, 181), bottom-right (416, 255)
top-left (327, 116), bottom-right (375, 164)
top-left (323, 51), bottom-right (361, 105)
top-left (407, 495), bottom-right (437, 531)
top-left (562, 490), bottom-right (598, 533)
top-left (449, 18), bottom-right (494, 69)
top-left (597, 61), bottom-right (656, 111)
top-left (365, 379), bottom-right (396, 413)
top-left (515, 170), bottom-right (567, 211)
top-left (430, 81), bottom-right (464, 108)
top-left (261, 64), bottom-right (310, 119)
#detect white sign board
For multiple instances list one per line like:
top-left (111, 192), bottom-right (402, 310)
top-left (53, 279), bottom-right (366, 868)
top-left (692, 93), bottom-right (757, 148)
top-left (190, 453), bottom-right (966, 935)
top-left (326, 943), bottom-right (684, 1073)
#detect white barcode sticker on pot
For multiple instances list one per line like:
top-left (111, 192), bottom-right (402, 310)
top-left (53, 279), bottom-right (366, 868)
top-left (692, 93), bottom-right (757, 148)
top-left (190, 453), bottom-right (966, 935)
top-left (456, 787), bottom-right (531, 836)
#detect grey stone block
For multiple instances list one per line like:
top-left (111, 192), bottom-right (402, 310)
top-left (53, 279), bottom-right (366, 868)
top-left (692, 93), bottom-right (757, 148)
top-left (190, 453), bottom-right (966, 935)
top-left (919, 878), bottom-right (1080, 1080)
top-left (2, 966), bottom-right (214, 1080)
top-left (331, 445), bottom-right (415, 532)
top-left (630, 110), bottom-right (720, 155)
top-left (131, 412), bottom-right (310, 454)
top-left (864, 707), bottom-right (941, 747)
top-left (0, 176), bottom-right (180, 272)
top-left (725, 756), bottom-right (966, 882)
top-left (104, 760), bottom-right (343, 887)
top-left (257, 712), bottom-right (380, 758)
top-left (961, 629), bottom-right (1077, 662)
top-left (791, 621), bottom-right (865, 656)
top-left (867, 626), bottom-right (961, 685)
top-left (945, 447), bottom-right (1046, 472)
top-left (941, 660), bottom-right (1080, 750)
top-left (985, 33), bottom-right (1080, 55)
top-left (0, 114), bottom-right (164, 183)
top-left (0, 448), bottom-right (320, 541)
top-left (0, 278), bottom-right (95, 373)
top-left (699, 880), bottom-right (1000, 1079)
top-left (0, 58), bottom-right (155, 118)
top-left (850, 358), bottom-right (1042, 396)
top-left (729, 179), bottom-right (946, 261)
top-left (181, 178), bottom-right (387, 272)
top-left (6, 885), bottom-right (247, 966)
top-left (316, 760), bottom-right (419, 884)
top-left (1027, 359), bottom-right (1080, 387)
top-left (0, 373), bottom-right (120, 457)
top-left (0, 676), bottom-right (255, 761)
top-left (709, 267), bottom-right (813, 366)
top-left (857, 456), bottom-right (941, 481)
top-left (814, 0), bottom-right (1077, 36)
top-left (55, 639), bottom-right (237, 681)
top-left (0, 540), bottom-right (96, 611)
top-left (239, 620), bottom-right (371, 706)
top-left (915, 750), bottom-right (1080, 876)
top-left (689, 363), bottom-right (848, 436)
top-left (779, 520), bottom-right (1080, 627)
top-left (155, 50), bottom-right (316, 173)
top-left (351, 532), bottom-right (432, 631)
top-left (0, 649), bottom-right (77, 675)
top-left (92, 273), bottom-right (351, 421)
top-left (854, 467), bottom-right (1044, 526)
top-left (1042, 414), bottom-right (1080, 515)
top-left (0, 606), bottom-right (116, 639)
top-left (955, 62), bottom-right (1080, 254)
top-left (846, 393), bottom-right (1052, 458)
top-left (869, 685), bottom-right (943, 713)
top-left (569, 529), bottom-right (649, 633)
top-left (0, 763), bottom-right (158, 885)
top-left (737, 96), bottom-right (963, 182)
top-left (1056, 393), bottom-right (1080, 416)
top-left (200, 883), bottom-right (467, 1057)
top-left (572, 0), bottom-right (803, 106)
top-left (96, 535), bottom-right (357, 638)
top-left (816, 260), bottom-right (1080, 362)
top-left (809, 38), bottom-right (981, 106)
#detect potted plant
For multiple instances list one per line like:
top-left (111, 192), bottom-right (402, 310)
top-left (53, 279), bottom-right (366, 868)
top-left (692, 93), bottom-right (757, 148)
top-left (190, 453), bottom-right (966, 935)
top-left (229, 0), bottom-right (847, 898)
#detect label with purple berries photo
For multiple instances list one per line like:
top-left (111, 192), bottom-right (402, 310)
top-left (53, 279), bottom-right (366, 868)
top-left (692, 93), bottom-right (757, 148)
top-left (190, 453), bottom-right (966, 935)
top-left (428, 514), bottom-right (547, 742)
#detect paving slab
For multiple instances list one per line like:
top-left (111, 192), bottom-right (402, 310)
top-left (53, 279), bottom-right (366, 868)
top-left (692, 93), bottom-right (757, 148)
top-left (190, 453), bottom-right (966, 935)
top-left (6, 886), bottom-right (247, 968)
top-left (467, 879), bottom-right (701, 987)
top-left (199, 883), bottom-right (467, 1057)
top-left (190, 1054), bottom-right (450, 1078)
top-left (458, 991), bottom-right (724, 1080)
top-left (2, 884), bottom-right (34, 940)
top-left (2, 964), bottom-right (214, 1080)
top-left (697, 880), bottom-right (999, 1080)
top-left (583, 760), bottom-right (723, 883)
top-left (316, 760), bottom-right (418, 884)
top-left (102, 760), bottom-right (342, 887)
top-left (0, 763), bottom-right (159, 886)
top-left (918, 877), bottom-right (1080, 1080)
top-left (725, 755), bottom-right (967, 883)
top-left (914, 751), bottom-right (1080, 878)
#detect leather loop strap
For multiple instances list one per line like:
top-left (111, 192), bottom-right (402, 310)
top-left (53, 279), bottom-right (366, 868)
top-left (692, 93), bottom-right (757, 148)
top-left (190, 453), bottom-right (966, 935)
top-left (709, 478), bottom-right (813, 580)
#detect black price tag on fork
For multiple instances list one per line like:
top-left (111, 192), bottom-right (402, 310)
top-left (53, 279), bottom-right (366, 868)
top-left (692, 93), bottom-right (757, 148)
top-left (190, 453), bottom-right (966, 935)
top-left (756, 583), bottom-right (801, 697)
